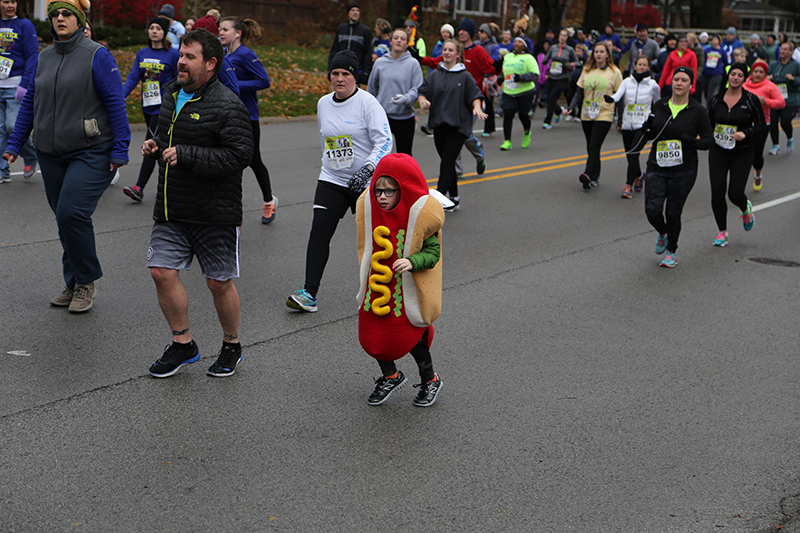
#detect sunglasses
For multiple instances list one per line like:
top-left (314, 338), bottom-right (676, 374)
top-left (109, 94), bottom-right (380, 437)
top-left (50, 9), bottom-right (74, 18)
top-left (374, 188), bottom-right (399, 198)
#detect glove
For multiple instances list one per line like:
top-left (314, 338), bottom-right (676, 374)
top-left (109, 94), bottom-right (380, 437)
top-left (359, 72), bottom-right (369, 86)
top-left (643, 112), bottom-right (655, 134)
top-left (348, 163), bottom-right (374, 194)
top-left (603, 94), bottom-right (614, 104)
top-left (680, 133), bottom-right (697, 147)
top-left (15, 85), bottom-right (26, 102)
top-left (512, 74), bottom-right (520, 83)
top-left (408, 47), bottom-right (420, 60)
top-left (391, 93), bottom-right (407, 105)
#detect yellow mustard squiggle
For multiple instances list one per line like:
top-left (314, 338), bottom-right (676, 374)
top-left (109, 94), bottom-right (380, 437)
top-left (369, 225), bottom-right (394, 316)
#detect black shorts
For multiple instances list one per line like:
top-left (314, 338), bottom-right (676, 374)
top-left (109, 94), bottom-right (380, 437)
top-left (147, 221), bottom-right (240, 281)
top-left (314, 179), bottom-right (360, 216)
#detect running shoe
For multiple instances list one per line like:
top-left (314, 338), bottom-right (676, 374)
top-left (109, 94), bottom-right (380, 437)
top-left (110, 169), bottom-right (120, 185)
top-left (0, 175), bottom-right (10, 183)
top-left (660, 252), bottom-right (677, 268)
top-left (521, 131), bottom-right (531, 149)
top-left (788, 138), bottom-right (794, 153)
top-left (633, 172), bottom-right (645, 193)
top-left (564, 114), bottom-right (573, 122)
top-left (261, 196), bottom-right (278, 224)
top-left (753, 172), bottom-right (762, 192)
top-left (413, 374), bottom-right (443, 407)
top-left (621, 184), bottom-right (632, 199)
top-left (367, 371), bottom-right (407, 405)
top-left (590, 180), bottom-right (599, 187)
top-left (554, 110), bottom-right (562, 124)
top-left (500, 140), bottom-right (512, 151)
top-left (579, 173), bottom-right (591, 191)
top-left (286, 289), bottom-right (318, 312)
top-left (712, 230), bottom-right (729, 247)
top-left (768, 144), bottom-right (780, 155)
top-left (476, 160), bottom-right (486, 175)
top-left (23, 162), bottom-right (37, 179)
top-left (149, 340), bottom-right (200, 378)
top-left (655, 234), bottom-right (667, 254)
top-left (481, 132), bottom-right (492, 138)
top-left (420, 125), bottom-right (433, 136)
top-left (50, 285), bottom-right (75, 307)
top-left (207, 343), bottom-right (242, 377)
top-left (123, 185), bottom-right (144, 202)
top-left (444, 197), bottom-right (460, 212)
top-left (740, 200), bottom-right (755, 231)
top-left (68, 283), bottom-right (96, 313)
top-left (542, 123), bottom-right (552, 130)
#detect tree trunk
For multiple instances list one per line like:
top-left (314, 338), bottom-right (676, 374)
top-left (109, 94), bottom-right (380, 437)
top-left (690, 0), bottom-right (724, 28)
top-left (583, 0), bottom-right (610, 35)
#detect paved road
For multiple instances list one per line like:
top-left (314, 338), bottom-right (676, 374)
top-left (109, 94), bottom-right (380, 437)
top-left (1, 113), bottom-right (799, 532)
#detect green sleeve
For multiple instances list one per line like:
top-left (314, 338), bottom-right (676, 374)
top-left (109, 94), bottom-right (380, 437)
top-left (417, 38), bottom-right (427, 58)
top-left (407, 233), bottom-right (440, 271)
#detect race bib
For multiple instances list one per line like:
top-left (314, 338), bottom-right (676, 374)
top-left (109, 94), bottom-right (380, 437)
top-left (324, 135), bottom-right (354, 170)
top-left (142, 80), bottom-right (161, 107)
top-left (550, 61), bottom-right (563, 76)
top-left (656, 140), bottom-right (683, 167)
top-left (583, 99), bottom-right (600, 120)
top-left (624, 103), bottom-right (646, 126)
top-left (0, 57), bottom-right (13, 80)
top-left (714, 124), bottom-right (736, 149)
top-left (705, 56), bottom-right (719, 69)
top-left (778, 83), bottom-right (788, 100)
top-left (504, 73), bottom-right (518, 90)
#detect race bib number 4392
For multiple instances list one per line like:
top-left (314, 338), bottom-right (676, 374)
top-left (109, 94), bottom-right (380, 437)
top-left (324, 135), bottom-right (354, 170)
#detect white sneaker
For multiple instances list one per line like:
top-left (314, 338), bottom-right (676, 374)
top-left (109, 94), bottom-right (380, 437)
top-left (110, 169), bottom-right (120, 185)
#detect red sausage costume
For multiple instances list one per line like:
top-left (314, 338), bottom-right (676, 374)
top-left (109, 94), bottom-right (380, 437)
top-left (356, 154), bottom-right (445, 361)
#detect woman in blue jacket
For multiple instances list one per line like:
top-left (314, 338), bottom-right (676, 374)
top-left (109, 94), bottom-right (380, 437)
top-left (219, 16), bottom-right (277, 223)
top-left (121, 17), bottom-right (179, 202)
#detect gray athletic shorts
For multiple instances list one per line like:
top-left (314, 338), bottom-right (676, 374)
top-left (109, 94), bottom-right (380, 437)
top-left (147, 221), bottom-right (240, 281)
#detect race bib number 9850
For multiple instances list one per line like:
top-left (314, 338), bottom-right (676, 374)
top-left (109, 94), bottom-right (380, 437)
top-left (656, 140), bottom-right (683, 167)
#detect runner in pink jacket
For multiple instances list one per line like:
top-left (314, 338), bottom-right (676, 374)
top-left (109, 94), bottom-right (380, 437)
top-left (742, 59), bottom-right (785, 191)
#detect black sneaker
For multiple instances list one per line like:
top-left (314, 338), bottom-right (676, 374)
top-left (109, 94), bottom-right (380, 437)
top-left (420, 125), bottom-right (433, 136)
top-left (149, 341), bottom-right (200, 378)
top-left (476, 159), bottom-right (486, 175)
top-left (412, 374), bottom-right (443, 407)
top-left (207, 343), bottom-right (242, 377)
top-left (367, 370), bottom-right (407, 405)
top-left (444, 197), bottom-right (460, 212)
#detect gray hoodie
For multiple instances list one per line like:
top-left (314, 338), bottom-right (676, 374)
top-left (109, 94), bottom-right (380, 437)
top-left (367, 50), bottom-right (423, 120)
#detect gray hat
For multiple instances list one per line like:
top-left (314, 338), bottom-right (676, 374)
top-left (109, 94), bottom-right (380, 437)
top-left (749, 33), bottom-right (761, 41)
top-left (159, 4), bottom-right (175, 19)
top-left (726, 26), bottom-right (737, 35)
top-left (479, 23), bottom-right (492, 37)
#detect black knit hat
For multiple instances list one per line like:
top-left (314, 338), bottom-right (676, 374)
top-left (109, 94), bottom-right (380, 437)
top-left (328, 50), bottom-right (359, 79)
top-left (149, 17), bottom-right (170, 36)
top-left (673, 66), bottom-right (694, 85)
top-left (728, 62), bottom-right (749, 80)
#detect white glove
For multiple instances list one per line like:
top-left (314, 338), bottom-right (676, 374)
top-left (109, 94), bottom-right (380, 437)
top-left (391, 94), bottom-right (406, 105)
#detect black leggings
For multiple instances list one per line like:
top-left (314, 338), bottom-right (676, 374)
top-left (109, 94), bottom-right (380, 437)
top-left (545, 78), bottom-right (569, 124)
top-left (501, 91), bottom-right (533, 141)
top-left (752, 125), bottom-right (769, 172)
top-left (581, 120), bottom-right (612, 181)
top-left (644, 162), bottom-right (698, 253)
top-left (303, 181), bottom-right (358, 297)
top-left (484, 94), bottom-right (495, 134)
top-left (433, 125), bottom-right (466, 199)
top-left (250, 120), bottom-right (272, 202)
top-left (378, 329), bottom-right (434, 383)
top-left (388, 117), bottom-right (415, 156)
top-left (770, 107), bottom-right (796, 144)
top-left (621, 128), bottom-right (645, 186)
top-left (708, 147), bottom-right (753, 231)
top-left (135, 113), bottom-right (159, 190)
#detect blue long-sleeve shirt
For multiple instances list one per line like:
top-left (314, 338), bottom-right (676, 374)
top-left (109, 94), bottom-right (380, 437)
top-left (225, 45), bottom-right (270, 120)
top-left (9, 32), bottom-right (131, 164)
top-left (0, 17), bottom-right (39, 90)
top-left (122, 46), bottom-right (179, 116)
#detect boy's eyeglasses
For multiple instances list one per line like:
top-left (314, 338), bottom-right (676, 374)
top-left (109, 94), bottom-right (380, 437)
top-left (50, 9), bottom-right (74, 18)
top-left (374, 188), bottom-right (399, 198)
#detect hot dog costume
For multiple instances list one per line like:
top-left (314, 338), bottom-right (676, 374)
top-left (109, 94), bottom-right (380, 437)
top-left (356, 154), bottom-right (445, 361)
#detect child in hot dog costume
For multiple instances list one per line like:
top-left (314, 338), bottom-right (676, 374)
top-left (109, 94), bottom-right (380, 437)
top-left (356, 153), bottom-right (445, 407)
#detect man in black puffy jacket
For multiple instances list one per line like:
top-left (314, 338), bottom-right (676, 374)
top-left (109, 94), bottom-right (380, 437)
top-left (328, 2), bottom-right (372, 84)
top-left (142, 29), bottom-right (254, 379)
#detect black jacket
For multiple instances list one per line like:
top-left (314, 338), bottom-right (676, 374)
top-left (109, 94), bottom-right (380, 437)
top-left (328, 21), bottom-right (372, 81)
top-left (152, 75), bottom-right (253, 226)
top-left (707, 89), bottom-right (765, 152)
top-left (644, 96), bottom-right (714, 170)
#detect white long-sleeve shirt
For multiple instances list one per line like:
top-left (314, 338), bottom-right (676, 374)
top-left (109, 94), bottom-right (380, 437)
top-left (610, 75), bottom-right (661, 130)
top-left (317, 89), bottom-right (393, 187)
